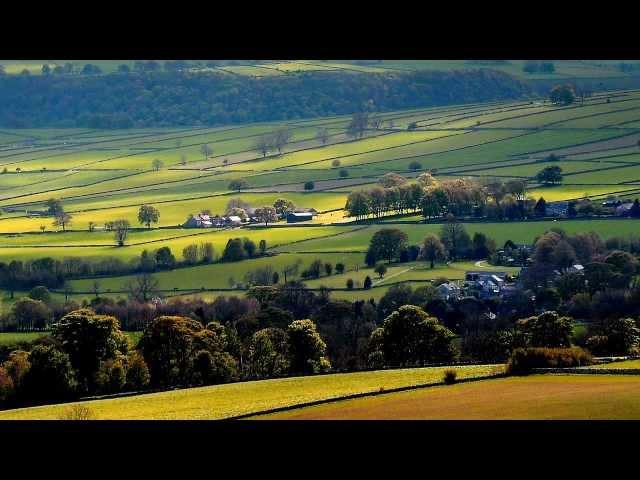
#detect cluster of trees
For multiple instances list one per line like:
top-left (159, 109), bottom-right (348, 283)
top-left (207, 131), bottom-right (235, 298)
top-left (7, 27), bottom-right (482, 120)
top-left (364, 221), bottom-right (496, 268)
top-left (0, 241), bottom-right (218, 297)
top-left (221, 237), bottom-right (268, 262)
top-left (0, 69), bottom-right (530, 128)
top-left (536, 165), bottom-right (563, 185)
top-left (43, 200), bottom-right (160, 245)
top-left (346, 174), bottom-right (542, 222)
top-left (4, 239), bottom-right (639, 408)
top-left (0, 301), bottom-right (332, 408)
top-left (521, 229), bottom-right (640, 293)
top-left (253, 128), bottom-right (293, 157)
top-left (549, 84), bottom-right (576, 105)
top-left (0, 309), bottom-right (149, 407)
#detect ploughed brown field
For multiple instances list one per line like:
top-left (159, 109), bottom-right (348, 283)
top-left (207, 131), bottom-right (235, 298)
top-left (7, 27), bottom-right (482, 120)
top-left (254, 375), bottom-right (640, 420)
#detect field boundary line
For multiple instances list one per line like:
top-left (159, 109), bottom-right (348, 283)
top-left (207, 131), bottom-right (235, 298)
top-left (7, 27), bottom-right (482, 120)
top-left (533, 368), bottom-right (640, 375)
top-left (224, 372), bottom-right (507, 420)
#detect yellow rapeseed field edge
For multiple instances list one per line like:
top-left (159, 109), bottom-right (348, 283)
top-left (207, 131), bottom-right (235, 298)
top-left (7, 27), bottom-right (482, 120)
top-left (0, 364), bottom-right (503, 420)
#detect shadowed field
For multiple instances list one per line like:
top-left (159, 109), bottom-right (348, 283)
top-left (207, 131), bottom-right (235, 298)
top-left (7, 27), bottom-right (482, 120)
top-left (256, 375), bottom-right (640, 420)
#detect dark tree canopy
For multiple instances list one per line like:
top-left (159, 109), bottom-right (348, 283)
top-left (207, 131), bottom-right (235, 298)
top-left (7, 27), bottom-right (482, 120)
top-left (0, 69), bottom-right (530, 128)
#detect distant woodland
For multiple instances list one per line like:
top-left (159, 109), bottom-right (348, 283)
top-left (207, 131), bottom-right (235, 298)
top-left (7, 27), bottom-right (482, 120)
top-left (0, 69), bottom-right (530, 128)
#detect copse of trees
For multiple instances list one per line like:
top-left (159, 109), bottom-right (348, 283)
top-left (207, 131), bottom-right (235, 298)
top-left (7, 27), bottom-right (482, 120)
top-left (421, 234), bottom-right (447, 268)
top-left (366, 228), bottom-right (409, 265)
top-left (549, 84), bottom-right (576, 105)
top-left (46, 198), bottom-right (72, 231)
top-left (346, 177), bottom-right (537, 222)
top-left (368, 305), bottom-right (457, 367)
top-left (536, 165), bottom-right (563, 185)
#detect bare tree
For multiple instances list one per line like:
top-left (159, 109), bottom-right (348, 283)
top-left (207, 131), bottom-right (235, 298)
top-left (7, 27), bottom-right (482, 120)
top-left (254, 206), bottom-right (278, 226)
top-left (200, 144), bottom-right (213, 161)
top-left (53, 211), bottom-right (72, 231)
top-left (127, 273), bottom-right (159, 302)
top-left (254, 135), bottom-right (272, 158)
top-left (316, 128), bottom-right (330, 145)
top-left (347, 111), bottom-right (370, 139)
top-left (271, 128), bottom-right (292, 154)
top-left (282, 259), bottom-right (303, 283)
top-left (113, 219), bottom-right (131, 247)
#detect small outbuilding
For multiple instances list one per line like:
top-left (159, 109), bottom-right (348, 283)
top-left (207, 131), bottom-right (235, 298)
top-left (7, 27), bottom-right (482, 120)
top-left (287, 212), bottom-right (313, 223)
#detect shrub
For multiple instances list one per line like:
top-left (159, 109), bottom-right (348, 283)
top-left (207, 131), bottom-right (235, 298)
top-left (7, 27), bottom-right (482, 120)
top-left (443, 368), bottom-right (457, 385)
top-left (0, 366), bottom-right (14, 403)
top-left (346, 278), bottom-right (354, 290)
top-left (125, 351), bottom-right (150, 390)
top-left (506, 347), bottom-right (592, 375)
top-left (94, 357), bottom-right (127, 394)
top-left (58, 404), bottom-right (94, 420)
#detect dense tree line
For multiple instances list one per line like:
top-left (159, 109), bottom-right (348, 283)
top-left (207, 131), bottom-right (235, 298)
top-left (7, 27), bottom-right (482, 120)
top-left (346, 175), bottom-right (542, 222)
top-left (0, 69), bottom-right (530, 128)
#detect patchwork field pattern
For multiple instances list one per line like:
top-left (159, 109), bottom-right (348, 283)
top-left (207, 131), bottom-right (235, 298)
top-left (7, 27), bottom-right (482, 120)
top-left (3, 89), bottom-right (640, 303)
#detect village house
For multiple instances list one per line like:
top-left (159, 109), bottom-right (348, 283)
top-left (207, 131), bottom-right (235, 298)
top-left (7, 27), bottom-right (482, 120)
top-left (463, 271), bottom-right (508, 299)
top-left (183, 213), bottom-right (213, 228)
top-left (183, 205), bottom-right (317, 228)
top-left (435, 282), bottom-right (462, 301)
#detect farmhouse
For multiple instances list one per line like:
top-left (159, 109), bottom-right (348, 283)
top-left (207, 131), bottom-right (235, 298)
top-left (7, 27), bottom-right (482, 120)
top-left (184, 213), bottom-right (213, 228)
top-left (226, 215), bottom-right (243, 226)
top-left (184, 213), bottom-right (244, 228)
top-left (464, 271), bottom-right (508, 299)
top-left (436, 282), bottom-right (461, 301)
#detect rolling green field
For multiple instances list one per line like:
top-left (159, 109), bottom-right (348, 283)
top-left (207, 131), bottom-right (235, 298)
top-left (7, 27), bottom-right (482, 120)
top-left (2, 60), bottom-right (636, 80)
top-left (0, 364), bottom-right (503, 420)
top-left (258, 375), bottom-right (640, 420)
top-left (0, 331), bottom-right (48, 345)
top-left (591, 359), bottom-right (640, 369)
top-left (276, 219), bottom-right (640, 254)
top-left (0, 331), bottom-right (141, 347)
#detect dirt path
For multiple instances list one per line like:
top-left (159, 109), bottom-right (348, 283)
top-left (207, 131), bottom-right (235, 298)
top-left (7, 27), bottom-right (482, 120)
top-left (373, 266), bottom-right (415, 286)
